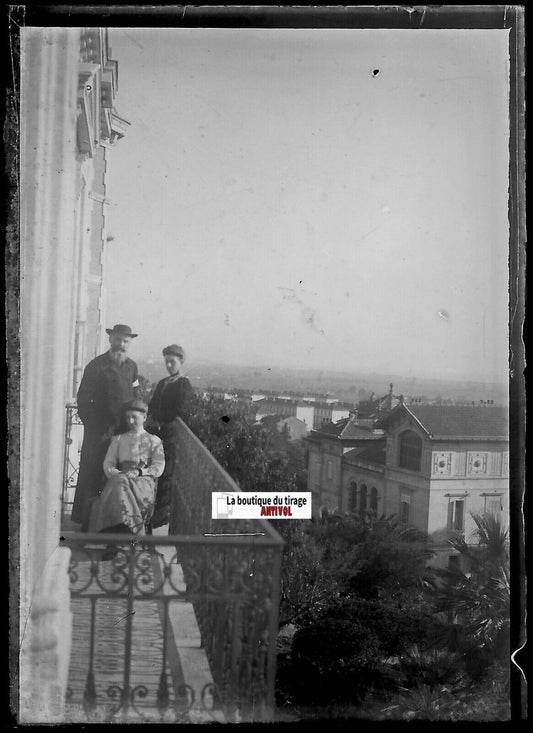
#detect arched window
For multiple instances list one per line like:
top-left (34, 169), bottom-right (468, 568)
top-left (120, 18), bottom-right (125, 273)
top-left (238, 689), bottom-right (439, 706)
top-left (398, 430), bottom-right (422, 472)
top-left (400, 493), bottom-right (410, 525)
top-left (370, 487), bottom-right (378, 514)
top-left (359, 484), bottom-right (368, 513)
top-left (349, 482), bottom-right (357, 513)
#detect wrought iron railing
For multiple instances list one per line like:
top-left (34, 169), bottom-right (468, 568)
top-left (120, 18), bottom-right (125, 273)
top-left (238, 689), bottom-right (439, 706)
top-left (61, 403), bottom-right (83, 522)
top-left (64, 415), bottom-right (284, 723)
top-left (64, 532), bottom-right (282, 723)
top-left (170, 418), bottom-right (284, 722)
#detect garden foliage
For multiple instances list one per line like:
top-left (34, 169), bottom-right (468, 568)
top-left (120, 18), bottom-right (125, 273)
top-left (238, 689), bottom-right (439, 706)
top-left (183, 393), bottom-right (510, 718)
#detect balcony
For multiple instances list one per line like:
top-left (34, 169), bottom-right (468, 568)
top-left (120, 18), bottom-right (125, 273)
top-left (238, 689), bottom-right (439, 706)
top-left (61, 407), bottom-right (284, 723)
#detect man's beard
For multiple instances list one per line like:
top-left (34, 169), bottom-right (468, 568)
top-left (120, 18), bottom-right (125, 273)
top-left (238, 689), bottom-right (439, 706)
top-left (110, 349), bottom-right (127, 364)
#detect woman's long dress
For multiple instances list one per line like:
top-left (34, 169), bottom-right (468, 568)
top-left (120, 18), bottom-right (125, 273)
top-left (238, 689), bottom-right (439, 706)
top-left (88, 430), bottom-right (165, 534)
top-left (147, 375), bottom-right (192, 528)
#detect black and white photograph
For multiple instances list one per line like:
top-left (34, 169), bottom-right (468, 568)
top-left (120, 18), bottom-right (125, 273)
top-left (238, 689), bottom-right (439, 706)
top-left (10, 5), bottom-right (525, 725)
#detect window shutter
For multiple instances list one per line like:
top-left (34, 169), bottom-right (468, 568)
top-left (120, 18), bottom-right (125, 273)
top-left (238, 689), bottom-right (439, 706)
top-left (455, 500), bottom-right (464, 530)
top-left (488, 498), bottom-right (502, 515)
top-left (447, 501), bottom-right (454, 530)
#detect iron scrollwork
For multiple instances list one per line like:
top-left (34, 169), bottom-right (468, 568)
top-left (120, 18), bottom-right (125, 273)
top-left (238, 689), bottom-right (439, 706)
top-left (66, 417), bottom-right (283, 723)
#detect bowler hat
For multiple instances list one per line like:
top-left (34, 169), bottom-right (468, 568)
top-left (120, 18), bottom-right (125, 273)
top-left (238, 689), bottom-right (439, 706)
top-left (162, 344), bottom-right (186, 360)
top-left (123, 399), bottom-right (148, 414)
top-left (106, 324), bottom-right (138, 338)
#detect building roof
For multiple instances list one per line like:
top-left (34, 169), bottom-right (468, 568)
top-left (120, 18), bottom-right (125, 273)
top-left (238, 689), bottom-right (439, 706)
top-left (313, 417), bottom-right (383, 440)
top-left (255, 397), bottom-right (296, 407)
top-left (278, 416), bottom-right (307, 427)
top-left (344, 443), bottom-right (387, 466)
top-left (376, 404), bottom-right (509, 440)
top-left (295, 400), bottom-right (352, 410)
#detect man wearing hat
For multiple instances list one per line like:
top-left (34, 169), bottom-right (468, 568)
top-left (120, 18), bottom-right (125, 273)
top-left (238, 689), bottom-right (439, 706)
top-left (71, 324), bottom-right (141, 530)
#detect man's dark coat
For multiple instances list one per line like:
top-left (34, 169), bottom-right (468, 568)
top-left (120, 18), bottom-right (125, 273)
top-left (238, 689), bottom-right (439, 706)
top-left (71, 352), bottom-right (139, 527)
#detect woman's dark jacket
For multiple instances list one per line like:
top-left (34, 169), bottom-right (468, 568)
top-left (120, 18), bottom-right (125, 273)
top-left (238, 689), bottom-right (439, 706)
top-left (148, 375), bottom-right (192, 427)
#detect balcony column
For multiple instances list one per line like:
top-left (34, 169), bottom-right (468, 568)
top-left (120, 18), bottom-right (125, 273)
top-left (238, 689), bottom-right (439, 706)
top-left (19, 27), bottom-right (80, 723)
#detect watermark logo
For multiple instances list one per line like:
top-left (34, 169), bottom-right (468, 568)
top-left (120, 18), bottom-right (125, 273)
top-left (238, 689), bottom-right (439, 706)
top-left (212, 492), bottom-right (312, 519)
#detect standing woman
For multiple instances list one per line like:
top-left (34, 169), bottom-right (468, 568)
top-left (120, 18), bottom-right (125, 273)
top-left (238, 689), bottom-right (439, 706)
top-left (147, 344), bottom-right (193, 529)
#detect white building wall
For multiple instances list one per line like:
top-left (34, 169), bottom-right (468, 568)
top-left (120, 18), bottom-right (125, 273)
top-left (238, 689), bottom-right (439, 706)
top-left (331, 407), bottom-right (350, 422)
top-left (19, 27), bottom-right (80, 723)
top-left (296, 404), bottom-right (314, 431)
top-left (97, 148), bottom-right (111, 354)
top-left (427, 476), bottom-right (509, 545)
top-left (72, 162), bottom-right (95, 396)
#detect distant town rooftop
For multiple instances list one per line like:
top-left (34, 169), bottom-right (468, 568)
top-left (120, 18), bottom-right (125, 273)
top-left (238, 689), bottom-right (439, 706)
top-left (254, 396), bottom-right (297, 406)
top-left (297, 400), bottom-right (352, 409)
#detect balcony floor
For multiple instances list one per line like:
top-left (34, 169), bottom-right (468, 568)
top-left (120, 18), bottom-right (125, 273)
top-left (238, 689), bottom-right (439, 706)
top-left (62, 523), bottom-right (224, 724)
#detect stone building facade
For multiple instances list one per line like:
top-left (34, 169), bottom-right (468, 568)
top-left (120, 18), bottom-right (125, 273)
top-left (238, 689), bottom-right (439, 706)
top-left (307, 403), bottom-right (509, 566)
top-left (307, 417), bottom-right (384, 514)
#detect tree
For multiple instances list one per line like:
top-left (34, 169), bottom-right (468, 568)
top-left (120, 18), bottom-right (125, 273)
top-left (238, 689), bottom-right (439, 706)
top-left (285, 439), bottom-right (308, 492)
top-left (313, 512), bottom-right (434, 603)
top-left (386, 514), bottom-right (512, 721)
top-left (434, 512), bottom-right (510, 657)
top-left (187, 393), bottom-right (300, 493)
top-left (187, 394), bottom-right (327, 629)
top-left (274, 513), bottom-right (441, 707)
top-left (137, 374), bottom-right (153, 402)
top-left (269, 519), bottom-right (338, 628)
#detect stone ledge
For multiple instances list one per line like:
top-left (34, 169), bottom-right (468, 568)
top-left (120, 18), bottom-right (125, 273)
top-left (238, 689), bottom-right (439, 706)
top-left (152, 529), bottom-right (225, 722)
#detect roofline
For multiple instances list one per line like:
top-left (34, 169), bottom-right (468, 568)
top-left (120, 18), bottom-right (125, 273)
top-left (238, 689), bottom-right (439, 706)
top-left (340, 434), bottom-right (384, 440)
top-left (342, 446), bottom-right (385, 458)
top-left (429, 436), bottom-right (509, 442)
top-left (375, 403), bottom-right (508, 441)
top-left (375, 403), bottom-right (432, 436)
top-left (308, 430), bottom-right (383, 441)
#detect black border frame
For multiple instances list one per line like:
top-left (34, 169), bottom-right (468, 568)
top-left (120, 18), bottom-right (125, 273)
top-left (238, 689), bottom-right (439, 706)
top-left (4, 4), bottom-right (526, 724)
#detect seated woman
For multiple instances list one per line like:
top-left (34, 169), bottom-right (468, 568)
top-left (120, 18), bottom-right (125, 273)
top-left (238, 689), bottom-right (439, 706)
top-left (88, 399), bottom-right (165, 538)
top-left (146, 344), bottom-right (193, 529)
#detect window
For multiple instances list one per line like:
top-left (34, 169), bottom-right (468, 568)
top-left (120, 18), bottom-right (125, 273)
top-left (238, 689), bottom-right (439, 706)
top-left (326, 460), bottom-right (333, 479)
top-left (398, 430), bottom-right (423, 471)
top-left (359, 484), bottom-right (368, 512)
top-left (447, 498), bottom-right (465, 532)
top-left (484, 494), bottom-right (503, 516)
top-left (400, 493), bottom-right (410, 525)
top-left (349, 482), bottom-right (357, 513)
top-left (370, 487), bottom-right (379, 514)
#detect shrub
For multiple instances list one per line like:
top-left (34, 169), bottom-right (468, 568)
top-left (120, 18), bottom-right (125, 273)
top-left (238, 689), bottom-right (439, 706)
top-left (399, 647), bottom-right (466, 691)
top-left (277, 596), bottom-right (442, 706)
top-left (285, 619), bottom-right (382, 704)
top-left (313, 597), bottom-right (437, 657)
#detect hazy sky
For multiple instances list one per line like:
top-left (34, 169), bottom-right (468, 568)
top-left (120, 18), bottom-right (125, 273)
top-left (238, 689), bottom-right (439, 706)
top-left (105, 28), bottom-right (510, 383)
